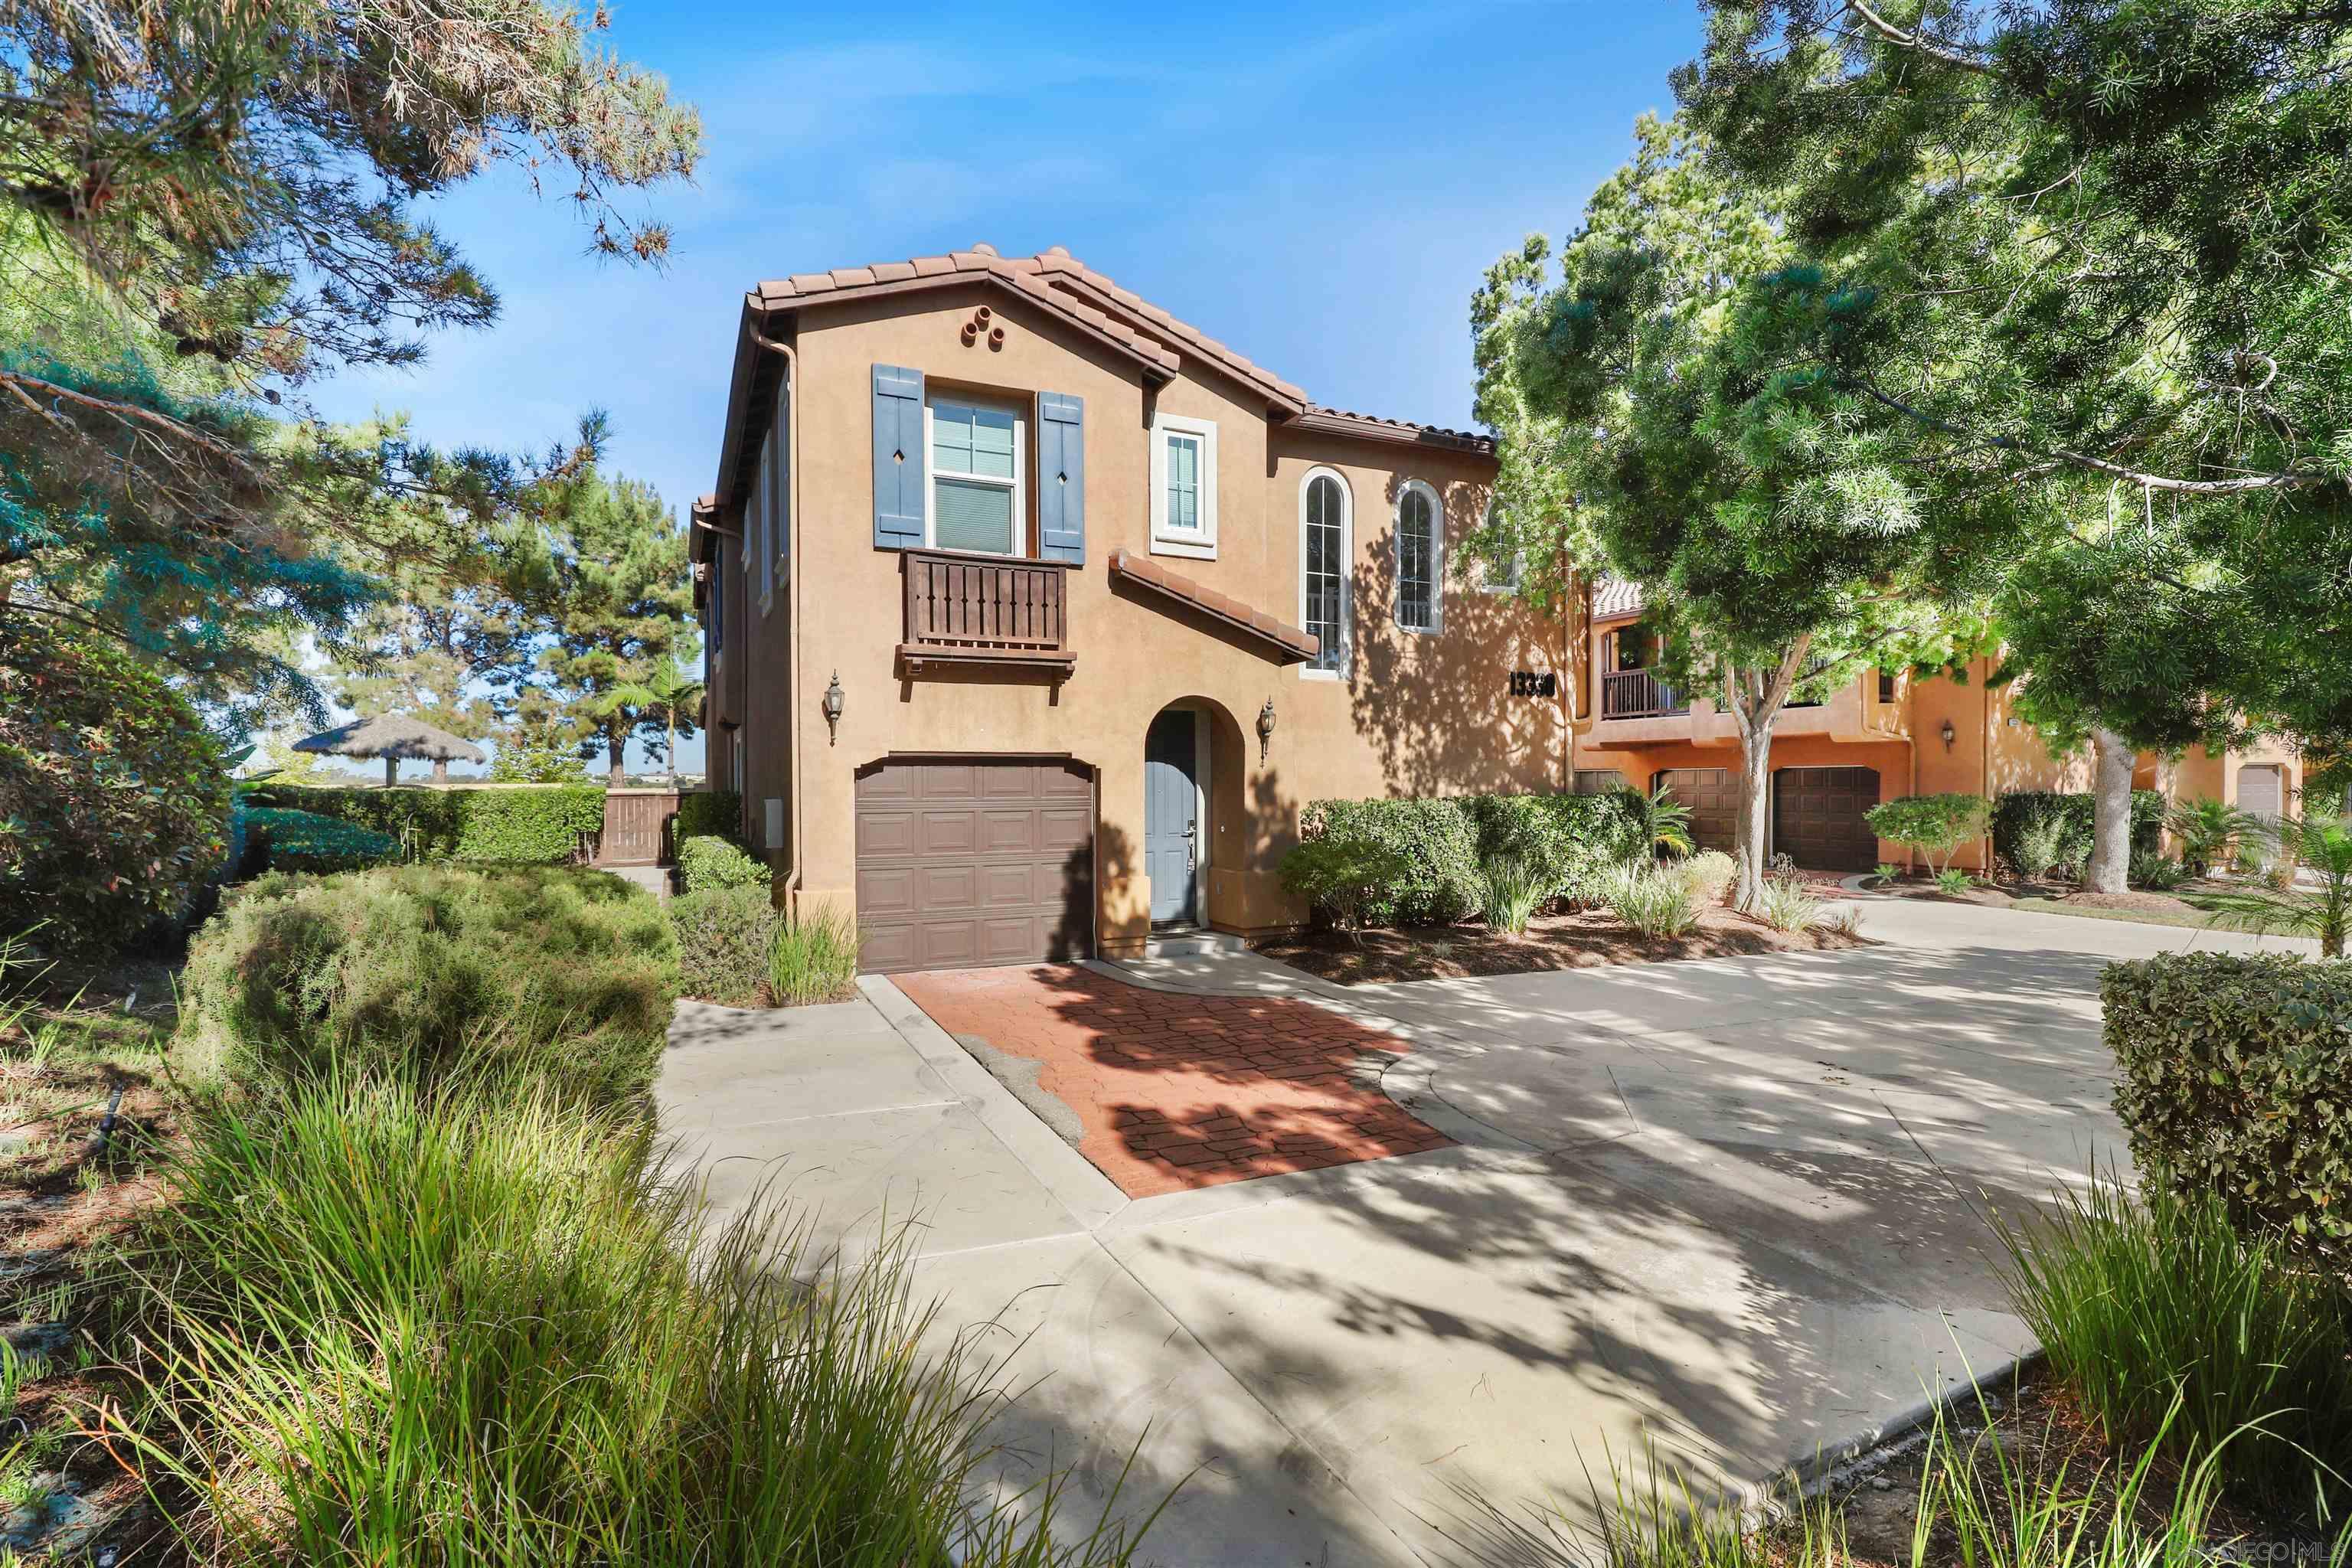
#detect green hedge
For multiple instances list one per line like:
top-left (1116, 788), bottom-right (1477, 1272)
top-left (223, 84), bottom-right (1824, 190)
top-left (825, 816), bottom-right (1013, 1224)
top-left (1296, 790), bottom-right (1648, 927)
top-left (240, 783), bottom-right (606, 864)
top-left (2107, 953), bottom-right (2352, 1265)
top-left (243, 807), bottom-right (399, 875)
top-left (674, 790), bottom-right (742, 848)
top-left (678, 835), bottom-right (769, 894)
top-left (179, 864), bottom-right (679, 1107)
top-left (1991, 789), bottom-right (2165, 874)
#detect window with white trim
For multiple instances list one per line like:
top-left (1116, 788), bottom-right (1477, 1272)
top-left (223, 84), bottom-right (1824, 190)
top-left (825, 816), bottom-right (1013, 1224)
top-left (1149, 412), bottom-right (1218, 559)
top-left (926, 395), bottom-right (1024, 556)
top-left (1396, 479), bottom-right (1441, 632)
top-left (1481, 503), bottom-right (1524, 592)
top-left (1300, 469), bottom-right (1351, 677)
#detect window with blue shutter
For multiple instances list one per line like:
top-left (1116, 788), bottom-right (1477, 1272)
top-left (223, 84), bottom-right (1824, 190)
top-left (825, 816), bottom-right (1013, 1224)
top-left (1037, 391), bottom-right (1085, 564)
top-left (872, 364), bottom-right (925, 550)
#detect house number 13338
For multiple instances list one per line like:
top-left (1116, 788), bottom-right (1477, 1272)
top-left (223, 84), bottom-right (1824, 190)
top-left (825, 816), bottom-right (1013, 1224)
top-left (1508, 671), bottom-right (1558, 697)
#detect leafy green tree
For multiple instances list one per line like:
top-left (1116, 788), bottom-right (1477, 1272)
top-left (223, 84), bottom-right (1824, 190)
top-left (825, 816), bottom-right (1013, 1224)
top-left (1474, 114), bottom-right (2016, 907)
top-left (0, 622), bottom-right (231, 954)
top-left (0, 1), bottom-right (699, 727)
top-left (1680, 0), bottom-right (2352, 884)
top-left (530, 472), bottom-right (693, 786)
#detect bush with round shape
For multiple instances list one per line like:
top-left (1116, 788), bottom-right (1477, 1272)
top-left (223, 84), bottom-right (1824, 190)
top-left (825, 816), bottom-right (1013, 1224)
top-left (1297, 798), bottom-right (1479, 926)
top-left (678, 834), bottom-right (769, 894)
top-left (0, 626), bottom-right (230, 955)
top-left (673, 789), bottom-right (742, 848)
top-left (1864, 792), bottom-right (1990, 877)
top-left (178, 864), bottom-right (679, 1107)
top-left (1279, 838), bottom-right (1413, 937)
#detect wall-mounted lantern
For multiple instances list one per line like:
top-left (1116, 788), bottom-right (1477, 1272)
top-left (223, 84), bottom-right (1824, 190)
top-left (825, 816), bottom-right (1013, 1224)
top-left (1256, 697), bottom-right (1276, 766)
top-left (823, 671), bottom-right (844, 746)
top-left (1939, 718), bottom-right (1957, 751)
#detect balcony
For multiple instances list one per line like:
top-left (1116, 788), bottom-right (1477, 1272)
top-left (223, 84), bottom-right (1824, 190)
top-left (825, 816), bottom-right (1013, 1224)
top-left (897, 549), bottom-right (1077, 677)
top-left (1601, 668), bottom-right (1687, 720)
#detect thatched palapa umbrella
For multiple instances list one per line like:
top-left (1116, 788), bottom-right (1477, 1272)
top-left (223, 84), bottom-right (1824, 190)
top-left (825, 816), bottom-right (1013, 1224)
top-left (294, 715), bottom-right (486, 787)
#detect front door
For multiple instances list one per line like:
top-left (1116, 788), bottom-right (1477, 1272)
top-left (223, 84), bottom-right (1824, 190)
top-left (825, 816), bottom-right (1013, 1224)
top-left (1145, 710), bottom-right (1199, 925)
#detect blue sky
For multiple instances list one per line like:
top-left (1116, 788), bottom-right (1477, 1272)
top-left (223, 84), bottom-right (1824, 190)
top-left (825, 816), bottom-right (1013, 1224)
top-left (303, 1), bottom-right (1707, 779)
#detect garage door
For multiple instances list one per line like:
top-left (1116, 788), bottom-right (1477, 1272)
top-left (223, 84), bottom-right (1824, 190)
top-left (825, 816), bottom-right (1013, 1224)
top-left (1655, 768), bottom-right (1736, 854)
top-left (854, 759), bottom-right (1094, 974)
top-left (1772, 766), bottom-right (1881, 871)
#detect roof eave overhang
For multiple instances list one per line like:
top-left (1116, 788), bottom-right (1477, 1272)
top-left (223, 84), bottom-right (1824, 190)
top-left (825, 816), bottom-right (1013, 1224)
top-left (1279, 410), bottom-right (1497, 457)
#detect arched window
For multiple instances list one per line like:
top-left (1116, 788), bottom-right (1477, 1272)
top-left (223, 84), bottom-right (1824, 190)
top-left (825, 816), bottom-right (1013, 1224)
top-left (1396, 479), bottom-right (1442, 632)
top-left (1299, 469), bottom-right (1351, 678)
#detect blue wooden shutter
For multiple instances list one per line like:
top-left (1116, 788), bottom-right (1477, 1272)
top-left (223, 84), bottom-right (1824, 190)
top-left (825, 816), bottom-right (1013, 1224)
top-left (872, 364), bottom-right (924, 550)
top-left (1037, 391), bottom-right (1086, 564)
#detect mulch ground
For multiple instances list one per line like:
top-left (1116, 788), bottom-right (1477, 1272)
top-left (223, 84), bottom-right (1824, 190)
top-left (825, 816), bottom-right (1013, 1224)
top-left (893, 965), bottom-right (1452, 1198)
top-left (1252, 905), bottom-right (1873, 988)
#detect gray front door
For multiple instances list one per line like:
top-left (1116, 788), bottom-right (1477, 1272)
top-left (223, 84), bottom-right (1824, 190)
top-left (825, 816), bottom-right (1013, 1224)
top-left (1145, 710), bottom-right (1198, 925)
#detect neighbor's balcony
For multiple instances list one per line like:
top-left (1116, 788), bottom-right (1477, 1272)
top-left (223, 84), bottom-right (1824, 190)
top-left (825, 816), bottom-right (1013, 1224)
top-left (1600, 668), bottom-right (1687, 720)
top-left (897, 549), bottom-right (1077, 676)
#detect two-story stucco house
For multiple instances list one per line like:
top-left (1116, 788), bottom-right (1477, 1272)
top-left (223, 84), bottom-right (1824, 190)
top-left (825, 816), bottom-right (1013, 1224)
top-left (692, 244), bottom-right (1568, 972)
top-left (693, 243), bottom-right (2305, 975)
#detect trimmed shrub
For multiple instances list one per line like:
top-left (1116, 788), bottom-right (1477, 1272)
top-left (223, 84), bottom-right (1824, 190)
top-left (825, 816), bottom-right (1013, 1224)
top-left (678, 834), bottom-right (770, 893)
top-left (178, 864), bottom-right (679, 1107)
top-left (2106, 953), bottom-right (2352, 1267)
top-left (668, 885), bottom-right (778, 1007)
top-left (1279, 838), bottom-right (1414, 936)
top-left (0, 625), bottom-right (231, 954)
top-left (771, 905), bottom-right (862, 1007)
top-left (237, 782), bottom-right (606, 864)
top-left (1990, 788), bottom-right (2164, 875)
top-left (1298, 798), bottom-right (1480, 926)
top-left (1466, 790), bottom-right (1649, 908)
top-left (674, 789), bottom-right (743, 848)
top-left (1864, 792), bottom-right (1990, 874)
top-left (243, 807), bottom-right (399, 875)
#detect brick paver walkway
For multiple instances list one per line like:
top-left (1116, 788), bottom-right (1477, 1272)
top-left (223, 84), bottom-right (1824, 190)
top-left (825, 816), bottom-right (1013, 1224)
top-left (893, 965), bottom-right (1452, 1197)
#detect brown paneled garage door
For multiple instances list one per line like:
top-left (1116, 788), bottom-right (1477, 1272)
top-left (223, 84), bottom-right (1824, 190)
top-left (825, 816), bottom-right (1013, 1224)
top-left (1655, 768), bottom-right (1737, 854)
top-left (854, 759), bottom-right (1095, 974)
top-left (1772, 766), bottom-right (1881, 871)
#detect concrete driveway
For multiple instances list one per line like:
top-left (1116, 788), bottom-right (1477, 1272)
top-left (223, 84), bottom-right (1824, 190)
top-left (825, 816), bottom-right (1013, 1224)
top-left (655, 897), bottom-right (2314, 1568)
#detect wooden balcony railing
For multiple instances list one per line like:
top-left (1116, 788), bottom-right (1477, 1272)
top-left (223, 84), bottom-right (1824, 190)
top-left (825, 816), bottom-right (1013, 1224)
top-left (898, 549), bottom-right (1076, 675)
top-left (1600, 668), bottom-right (1687, 720)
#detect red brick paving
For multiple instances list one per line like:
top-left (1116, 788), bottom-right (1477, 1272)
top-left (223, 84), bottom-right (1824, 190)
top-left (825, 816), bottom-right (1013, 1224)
top-left (892, 965), bottom-right (1453, 1197)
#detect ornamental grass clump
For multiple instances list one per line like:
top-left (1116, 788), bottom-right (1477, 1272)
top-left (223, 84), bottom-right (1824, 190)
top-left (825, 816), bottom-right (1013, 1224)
top-left (1993, 1170), bottom-right (2352, 1518)
top-left (1477, 852), bottom-right (1553, 936)
top-left (116, 1074), bottom-right (1154, 1566)
top-left (177, 864), bottom-right (678, 1107)
top-left (770, 903), bottom-right (863, 1007)
top-left (1601, 867), bottom-right (1700, 938)
top-left (1753, 874), bottom-right (1821, 933)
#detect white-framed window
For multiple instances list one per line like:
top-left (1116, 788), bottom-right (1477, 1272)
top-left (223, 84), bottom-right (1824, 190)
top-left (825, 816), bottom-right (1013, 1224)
top-left (1149, 412), bottom-right (1219, 560)
top-left (925, 394), bottom-right (1024, 556)
top-left (1298, 466), bottom-right (1351, 679)
top-left (1395, 479), bottom-right (1442, 633)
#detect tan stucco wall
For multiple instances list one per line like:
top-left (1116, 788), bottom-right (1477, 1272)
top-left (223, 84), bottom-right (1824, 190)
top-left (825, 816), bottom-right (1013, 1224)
top-left (736, 283), bottom-right (1565, 956)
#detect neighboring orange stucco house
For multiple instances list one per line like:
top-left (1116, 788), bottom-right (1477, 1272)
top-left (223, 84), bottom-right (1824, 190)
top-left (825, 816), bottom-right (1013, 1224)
top-left (691, 243), bottom-right (2301, 973)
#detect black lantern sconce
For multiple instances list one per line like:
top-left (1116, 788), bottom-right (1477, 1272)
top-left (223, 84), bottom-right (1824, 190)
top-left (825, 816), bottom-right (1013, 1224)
top-left (1939, 717), bottom-right (1957, 752)
top-left (1256, 697), bottom-right (1276, 766)
top-left (823, 671), bottom-right (844, 746)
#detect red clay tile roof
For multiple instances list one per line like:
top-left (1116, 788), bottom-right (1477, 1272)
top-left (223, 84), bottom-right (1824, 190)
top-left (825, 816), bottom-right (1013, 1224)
top-left (1292, 404), bottom-right (1494, 453)
top-left (1108, 548), bottom-right (1318, 664)
top-left (1592, 576), bottom-right (1645, 621)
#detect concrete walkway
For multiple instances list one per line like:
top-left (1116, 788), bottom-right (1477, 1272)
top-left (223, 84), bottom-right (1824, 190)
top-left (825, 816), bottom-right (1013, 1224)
top-left (654, 897), bottom-right (2318, 1568)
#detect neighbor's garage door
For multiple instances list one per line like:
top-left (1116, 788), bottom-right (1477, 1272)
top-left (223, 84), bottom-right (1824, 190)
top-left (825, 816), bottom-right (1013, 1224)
top-left (1655, 768), bottom-right (1736, 854)
top-left (854, 759), bottom-right (1094, 974)
top-left (1772, 766), bottom-right (1882, 871)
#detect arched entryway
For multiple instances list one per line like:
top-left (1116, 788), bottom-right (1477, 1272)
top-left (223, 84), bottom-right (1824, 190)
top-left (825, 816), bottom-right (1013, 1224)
top-left (1143, 699), bottom-right (1246, 929)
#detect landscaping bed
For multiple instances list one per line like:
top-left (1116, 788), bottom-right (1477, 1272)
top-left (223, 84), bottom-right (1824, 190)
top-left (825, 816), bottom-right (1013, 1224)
top-left (1255, 903), bottom-right (1872, 985)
